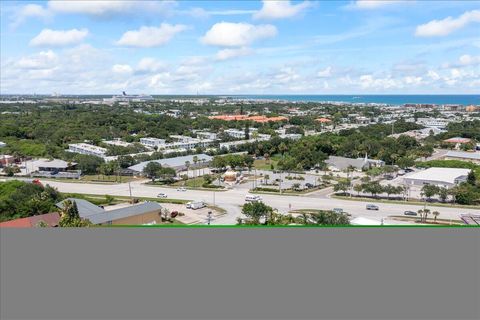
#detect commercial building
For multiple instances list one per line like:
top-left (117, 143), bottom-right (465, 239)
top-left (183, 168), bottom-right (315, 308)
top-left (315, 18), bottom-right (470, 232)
top-left (56, 199), bottom-right (163, 225)
top-left (443, 137), bottom-right (473, 150)
top-left (30, 159), bottom-right (81, 179)
top-left (128, 154), bottom-right (212, 174)
top-left (403, 168), bottom-right (471, 188)
top-left (442, 151), bottom-right (480, 164)
top-left (326, 155), bottom-right (385, 171)
top-left (68, 143), bottom-right (107, 158)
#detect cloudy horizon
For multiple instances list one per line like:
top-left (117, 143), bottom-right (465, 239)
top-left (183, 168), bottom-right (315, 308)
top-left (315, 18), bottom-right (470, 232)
top-left (1, 0), bottom-right (479, 95)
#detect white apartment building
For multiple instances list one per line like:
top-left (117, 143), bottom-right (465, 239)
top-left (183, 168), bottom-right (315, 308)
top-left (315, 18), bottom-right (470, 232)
top-left (103, 139), bottom-right (132, 147)
top-left (279, 133), bottom-right (302, 140)
top-left (169, 139), bottom-right (214, 150)
top-left (68, 143), bottom-right (107, 158)
top-left (416, 118), bottom-right (451, 129)
top-left (224, 128), bottom-right (258, 139)
top-left (195, 131), bottom-right (218, 140)
top-left (140, 137), bottom-right (166, 148)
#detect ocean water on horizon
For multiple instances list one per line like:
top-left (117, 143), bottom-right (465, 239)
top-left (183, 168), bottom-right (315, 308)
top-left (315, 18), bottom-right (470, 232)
top-left (224, 95), bottom-right (479, 106)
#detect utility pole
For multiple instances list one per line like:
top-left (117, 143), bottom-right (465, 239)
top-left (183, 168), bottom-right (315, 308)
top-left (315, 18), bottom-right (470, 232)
top-left (206, 211), bottom-right (213, 225)
top-left (128, 181), bottom-right (133, 203)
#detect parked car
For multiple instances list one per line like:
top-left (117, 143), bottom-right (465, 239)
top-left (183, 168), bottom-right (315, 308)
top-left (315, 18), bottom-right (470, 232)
top-left (404, 211), bottom-right (417, 216)
top-left (157, 193), bottom-right (168, 198)
top-left (305, 183), bottom-right (314, 189)
top-left (186, 202), bottom-right (193, 209)
top-left (176, 187), bottom-right (187, 192)
top-left (366, 204), bottom-right (379, 210)
top-left (245, 195), bottom-right (262, 202)
top-left (333, 208), bottom-right (344, 214)
top-left (170, 211), bottom-right (179, 218)
top-left (404, 168), bottom-right (414, 173)
top-left (190, 201), bottom-right (206, 210)
top-left (384, 175), bottom-right (394, 180)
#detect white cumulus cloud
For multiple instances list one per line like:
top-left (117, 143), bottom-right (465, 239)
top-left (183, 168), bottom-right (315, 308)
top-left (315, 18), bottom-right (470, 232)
top-left (201, 22), bottom-right (277, 47)
top-left (47, 0), bottom-right (175, 16)
top-left (253, 0), bottom-right (311, 20)
top-left (351, 0), bottom-right (406, 10)
top-left (215, 47), bottom-right (253, 61)
top-left (317, 66), bottom-right (332, 78)
top-left (415, 10), bottom-right (480, 37)
top-left (116, 24), bottom-right (187, 48)
top-left (112, 64), bottom-right (133, 74)
top-left (136, 58), bottom-right (167, 73)
top-left (30, 28), bottom-right (89, 47)
top-left (11, 4), bottom-right (52, 28)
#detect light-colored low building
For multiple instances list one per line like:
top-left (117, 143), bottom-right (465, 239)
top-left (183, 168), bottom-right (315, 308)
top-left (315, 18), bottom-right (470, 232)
top-left (68, 143), bottom-right (107, 158)
top-left (443, 151), bottom-right (480, 164)
top-left (0, 141), bottom-right (6, 148)
top-left (128, 154), bottom-right (213, 174)
top-left (326, 155), bottom-right (385, 171)
top-left (140, 137), bottom-right (166, 148)
top-left (403, 167), bottom-right (471, 188)
top-left (56, 199), bottom-right (163, 225)
top-left (103, 139), bottom-right (132, 147)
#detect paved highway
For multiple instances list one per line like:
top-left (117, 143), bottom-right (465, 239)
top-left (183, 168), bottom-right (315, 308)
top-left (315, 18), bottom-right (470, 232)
top-left (41, 180), bottom-right (479, 225)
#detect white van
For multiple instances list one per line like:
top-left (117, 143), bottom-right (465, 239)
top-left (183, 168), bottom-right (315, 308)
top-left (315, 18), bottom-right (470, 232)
top-left (190, 201), bottom-right (206, 210)
top-left (245, 195), bottom-right (262, 202)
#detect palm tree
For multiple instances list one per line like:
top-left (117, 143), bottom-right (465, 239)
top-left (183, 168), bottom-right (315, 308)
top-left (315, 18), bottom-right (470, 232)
top-left (264, 174), bottom-right (270, 185)
top-left (193, 156), bottom-right (199, 188)
top-left (432, 211), bottom-right (440, 223)
top-left (185, 161), bottom-right (191, 180)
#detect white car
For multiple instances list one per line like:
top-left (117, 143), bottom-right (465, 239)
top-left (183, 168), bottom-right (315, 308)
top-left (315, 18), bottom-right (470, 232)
top-left (157, 193), bottom-right (168, 198)
top-left (176, 187), bottom-right (187, 192)
top-left (245, 195), bottom-right (262, 202)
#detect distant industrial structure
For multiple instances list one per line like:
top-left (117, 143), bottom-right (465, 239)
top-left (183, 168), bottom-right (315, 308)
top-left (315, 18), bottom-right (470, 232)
top-left (103, 91), bottom-right (154, 104)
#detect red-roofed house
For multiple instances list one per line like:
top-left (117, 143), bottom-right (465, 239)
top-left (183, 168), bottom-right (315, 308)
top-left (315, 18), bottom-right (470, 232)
top-left (0, 212), bottom-right (60, 228)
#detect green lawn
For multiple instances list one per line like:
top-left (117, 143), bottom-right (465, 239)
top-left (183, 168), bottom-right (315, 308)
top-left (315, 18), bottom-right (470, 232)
top-left (253, 157), bottom-right (280, 170)
top-left (331, 194), bottom-right (480, 210)
top-left (80, 175), bottom-right (137, 183)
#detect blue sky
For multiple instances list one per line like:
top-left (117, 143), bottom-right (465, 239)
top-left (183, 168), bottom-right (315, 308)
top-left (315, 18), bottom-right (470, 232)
top-left (1, 0), bottom-right (479, 94)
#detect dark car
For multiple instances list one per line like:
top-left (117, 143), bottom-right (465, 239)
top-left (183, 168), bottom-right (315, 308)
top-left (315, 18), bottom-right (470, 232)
top-left (404, 168), bottom-right (414, 173)
top-left (404, 211), bottom-right (417, 216)
top-left (305, 183), bottom-right (314, 189)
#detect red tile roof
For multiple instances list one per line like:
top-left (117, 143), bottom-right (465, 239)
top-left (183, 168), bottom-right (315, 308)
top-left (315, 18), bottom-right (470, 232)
top-left (0, 212), bottom-right (60, 228)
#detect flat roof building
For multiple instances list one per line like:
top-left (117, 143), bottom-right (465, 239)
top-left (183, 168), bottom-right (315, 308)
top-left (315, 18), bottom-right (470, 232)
top-left (443, 151), bottom-right (480, 164)
top-left (68, 143), bottom-right (107, 158)
top-left (56, 199), bottom-right (163, 225)
top-left (128, 154), bottom-right (212, 173)
top-left (403, 167), bottom-right (471, 188)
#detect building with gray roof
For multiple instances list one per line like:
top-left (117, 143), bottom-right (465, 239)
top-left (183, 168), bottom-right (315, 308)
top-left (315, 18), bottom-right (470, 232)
top-left (128, 154), bottom-right (212, 173)
top-left (56, 199), bottom-right (163, 225)
top-left (443, 151), bottom-right (480, 164)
